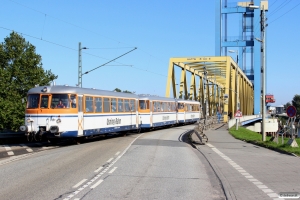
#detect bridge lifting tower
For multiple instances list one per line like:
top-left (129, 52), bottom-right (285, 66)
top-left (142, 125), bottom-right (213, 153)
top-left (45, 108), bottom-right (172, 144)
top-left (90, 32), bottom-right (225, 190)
top-left (215, 0), bottom-right (268, 114)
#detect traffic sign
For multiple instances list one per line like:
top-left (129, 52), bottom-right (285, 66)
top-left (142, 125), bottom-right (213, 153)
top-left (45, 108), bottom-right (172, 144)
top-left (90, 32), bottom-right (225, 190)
top-left (286, 106), bottom-right (297, 118)
top-left (235, 110), bottom-right (242, 118)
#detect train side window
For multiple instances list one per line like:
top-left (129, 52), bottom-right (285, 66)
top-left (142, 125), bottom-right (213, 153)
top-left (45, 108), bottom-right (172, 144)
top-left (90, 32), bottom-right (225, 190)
top-left (51, 94), bottom-right (69, 109)
top-left (95, 97), bottom-right (102, 113)
top-left (27, 94), bottom-right (40, 109)
top-left (130, 99), bottom-right (135, 112)
top-left (85, 96), bottom-right (93, 112)
top-left (70, 94), bottom-right (77, 108)
top-left (41, 95), bottom-right (49, 108)
top-left (118, 99), bottom-right (124, 112)
top-left (104, 98), bottom-right (110, 112)
top-left (111, 98), bottom-right (117, 112)
top-left (153, 101), bottom-right (157, 112)
top-left (124, 99), bottom-right (130, 112)
top-left (157, 102), bottom-right (161, 112)
top-left (139, 100), bottom-right (146, 110)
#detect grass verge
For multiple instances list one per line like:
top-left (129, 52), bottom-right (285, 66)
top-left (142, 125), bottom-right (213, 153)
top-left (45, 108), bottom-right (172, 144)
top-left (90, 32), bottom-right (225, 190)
top-left (229, 126), bottom-right (300, 156)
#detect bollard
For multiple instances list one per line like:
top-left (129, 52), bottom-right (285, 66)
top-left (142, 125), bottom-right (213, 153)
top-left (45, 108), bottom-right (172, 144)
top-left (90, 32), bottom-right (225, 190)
top-left (236, 118), bottom-right (238, 130)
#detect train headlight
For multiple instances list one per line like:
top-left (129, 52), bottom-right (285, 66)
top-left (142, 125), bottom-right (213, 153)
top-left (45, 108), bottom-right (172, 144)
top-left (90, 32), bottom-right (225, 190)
top-left (20, 125), bottom-right (28, 132)
top-left (26, 118), bottom-right (33, 123)
top-left (56, 115), bottom-right (61, 123)
top-left (50, 126), bottom-right (59, 133)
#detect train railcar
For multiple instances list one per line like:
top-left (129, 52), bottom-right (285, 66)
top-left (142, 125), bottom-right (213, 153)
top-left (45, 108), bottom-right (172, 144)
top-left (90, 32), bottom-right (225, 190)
top-left (19, 85), bottom-right (139, 143)
top-left (177, 99), bottom-right (201, 124)
top-left (138, 95), bottom-right (177, 129)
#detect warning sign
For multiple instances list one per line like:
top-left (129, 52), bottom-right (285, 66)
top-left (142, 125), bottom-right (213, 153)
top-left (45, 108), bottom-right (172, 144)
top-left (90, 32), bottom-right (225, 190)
top-left (235, 110), bottom-right (242, 118)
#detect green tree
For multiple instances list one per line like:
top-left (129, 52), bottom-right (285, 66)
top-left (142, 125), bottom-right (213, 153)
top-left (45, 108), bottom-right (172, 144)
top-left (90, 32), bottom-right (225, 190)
top-left (284, 102), bottom-right (291, 111)
top-left (292, 94), bottom-right (300, 117)
top-left (113, 88), bottom-right (122, 92)
top-left (113, 88), bottom-right (133, 93)
top-left (0, 32), bottom-right (57, 130)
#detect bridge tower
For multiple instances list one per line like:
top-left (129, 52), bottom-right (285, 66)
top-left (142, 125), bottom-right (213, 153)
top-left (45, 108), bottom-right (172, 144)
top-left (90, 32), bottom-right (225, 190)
top-left (215, 0), bottom-right (268, 114)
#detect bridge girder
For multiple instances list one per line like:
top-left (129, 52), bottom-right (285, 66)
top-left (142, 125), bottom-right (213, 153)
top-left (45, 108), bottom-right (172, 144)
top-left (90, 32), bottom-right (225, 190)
top-left (166, 56), bottom-right (254, 122)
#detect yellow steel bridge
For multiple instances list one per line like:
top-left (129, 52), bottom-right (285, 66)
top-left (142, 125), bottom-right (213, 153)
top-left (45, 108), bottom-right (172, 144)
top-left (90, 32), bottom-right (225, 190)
top-left (165, 56), bottom-right (253, 122)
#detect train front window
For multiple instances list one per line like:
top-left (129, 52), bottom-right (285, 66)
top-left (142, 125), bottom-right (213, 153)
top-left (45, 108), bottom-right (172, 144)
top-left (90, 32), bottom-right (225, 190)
top-left (41, 95), bottom-right (49, 108)
top-left (27, 94), bottom-right (40, 109)
top-left (51, 94), bottom-right (69, 109)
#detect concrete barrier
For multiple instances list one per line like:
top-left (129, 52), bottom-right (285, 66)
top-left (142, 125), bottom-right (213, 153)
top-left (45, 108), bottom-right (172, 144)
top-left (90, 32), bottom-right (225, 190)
top-left (228, 115), bottom-right (260, 129)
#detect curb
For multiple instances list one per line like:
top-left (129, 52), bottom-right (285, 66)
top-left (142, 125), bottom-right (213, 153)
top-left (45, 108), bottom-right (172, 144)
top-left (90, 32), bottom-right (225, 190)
top-left (187, 130), bottom-right (235, 200)
top-left (246, 140), bottom-right (299, 158)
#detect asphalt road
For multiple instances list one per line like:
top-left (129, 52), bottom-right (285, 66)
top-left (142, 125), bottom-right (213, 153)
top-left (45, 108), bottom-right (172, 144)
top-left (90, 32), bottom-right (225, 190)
top-left (0, 125), bottom-right (225, 200)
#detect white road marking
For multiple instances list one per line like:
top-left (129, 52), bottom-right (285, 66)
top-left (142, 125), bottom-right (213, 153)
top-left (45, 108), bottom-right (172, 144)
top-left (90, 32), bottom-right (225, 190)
top-left (7, 151), bottom-right (14, 156)
top-left (94, 166), bottom-right (103, 173)
top-left (26, 148), bottom-right (33, 152)
top-left (106, 158), bottom-right (113, 163)
top-left (63, 133), bottom-right (144, 200)
top-left (108, 167), bottom-right (117, 174)
top-left (262, 189), bottom-right (274, 193)
top-left (90, 179), bottom-right (103, 189)
top-left (73, 179), bottom-right (88, 188)
top-left (115, 151), bottom-right (120, 155)
top-left (203, 143), bottom-right (280, 200)
top-left (257, 185), bottom-right (268, 189)
top-left (267, 193), bottom-right (278, 198)
top-left (4, 146), bottom-right (11, 151)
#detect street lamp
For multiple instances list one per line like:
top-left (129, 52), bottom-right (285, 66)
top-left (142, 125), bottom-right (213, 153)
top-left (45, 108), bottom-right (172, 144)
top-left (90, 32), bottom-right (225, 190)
top-left (228, 50), bottom-right (238, 65)
top-left (78, 42), bottom-right (88, 88)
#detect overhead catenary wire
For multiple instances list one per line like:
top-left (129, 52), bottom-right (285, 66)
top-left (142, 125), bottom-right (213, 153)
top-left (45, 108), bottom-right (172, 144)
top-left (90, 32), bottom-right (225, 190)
top-left (268, 0), bottom-right (293, 18)
top-left (82, 47), bottom-right (137, 75)
top-left (268, 1), bottom-right (300, 25)
top-left (6, 0), bottom-right (167, 64)
top-left (0, 26), bottom-right (168, 79)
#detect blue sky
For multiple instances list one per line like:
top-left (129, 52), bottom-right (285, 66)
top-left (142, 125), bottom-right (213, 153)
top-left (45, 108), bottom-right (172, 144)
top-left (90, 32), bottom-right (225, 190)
top-left (1, 0), bottom-right (299, 106)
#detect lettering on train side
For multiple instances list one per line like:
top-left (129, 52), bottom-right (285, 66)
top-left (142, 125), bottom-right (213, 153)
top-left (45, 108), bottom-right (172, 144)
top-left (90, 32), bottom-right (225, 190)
top-left (162, 116), bottom-right (169, 120)
top-left (107, 118), bottom-right (121, 125)
top-left (191, 114), bottom-right (195, 118)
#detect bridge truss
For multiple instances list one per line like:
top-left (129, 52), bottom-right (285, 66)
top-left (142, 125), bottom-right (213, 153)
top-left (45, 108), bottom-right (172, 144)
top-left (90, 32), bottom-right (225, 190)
top-left (165, 56), bottom-right (253, 122)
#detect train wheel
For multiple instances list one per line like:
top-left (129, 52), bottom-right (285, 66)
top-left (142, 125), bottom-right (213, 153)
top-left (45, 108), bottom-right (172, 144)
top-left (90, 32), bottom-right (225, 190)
top-left (26, 133), bottom-right (33, 142)
top-left (34, 132), bottom-right (42, 142)
top-left (48, 139), bottom-right (58, 145)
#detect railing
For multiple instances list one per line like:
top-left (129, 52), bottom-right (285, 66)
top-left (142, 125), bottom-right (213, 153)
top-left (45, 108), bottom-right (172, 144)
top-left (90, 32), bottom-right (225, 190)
top-left (193, 116), bottom-right (218, 144)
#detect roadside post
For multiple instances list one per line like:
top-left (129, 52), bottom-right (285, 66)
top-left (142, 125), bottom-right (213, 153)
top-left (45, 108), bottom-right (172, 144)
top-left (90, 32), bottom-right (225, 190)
top-left (235, 110), bottom-right (242, 130)
top-left (286, 106), bottom-right (299, 147)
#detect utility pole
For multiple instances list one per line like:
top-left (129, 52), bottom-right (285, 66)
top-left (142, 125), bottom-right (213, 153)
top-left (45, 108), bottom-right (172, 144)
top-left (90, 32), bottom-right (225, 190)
top-left (78, 42), bottom-right (82, 88)
top-left (78, 42), bottom-right (87, 88)
top-left (261, 5), bottom-right (266, 141)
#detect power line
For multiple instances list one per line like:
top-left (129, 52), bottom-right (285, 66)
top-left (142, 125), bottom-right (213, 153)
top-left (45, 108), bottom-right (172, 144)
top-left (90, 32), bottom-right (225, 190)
top-left (268, 1), bottom-right (300, 25)
top-left (0, 26), bottom-right (167, 78)
top-left (268, 0), bottom-right (293, 18)
top-left (269, 0), bottom-right (279, 8)
top-left (7, 0), bottom-right (167, 64)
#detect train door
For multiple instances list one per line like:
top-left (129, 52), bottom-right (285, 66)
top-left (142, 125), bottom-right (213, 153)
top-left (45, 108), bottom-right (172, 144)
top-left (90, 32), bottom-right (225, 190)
top-left (78, 95), bottom-right (84, 136)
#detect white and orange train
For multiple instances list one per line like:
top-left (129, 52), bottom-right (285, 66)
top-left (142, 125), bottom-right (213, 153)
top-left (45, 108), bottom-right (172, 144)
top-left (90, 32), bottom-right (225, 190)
top-left (20, 85), bottom-right (201, 143)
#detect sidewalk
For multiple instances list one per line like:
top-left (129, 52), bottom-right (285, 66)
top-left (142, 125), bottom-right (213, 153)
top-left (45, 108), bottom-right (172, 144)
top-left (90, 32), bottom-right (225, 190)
top-left (191, 123), bottom-right (300, 200)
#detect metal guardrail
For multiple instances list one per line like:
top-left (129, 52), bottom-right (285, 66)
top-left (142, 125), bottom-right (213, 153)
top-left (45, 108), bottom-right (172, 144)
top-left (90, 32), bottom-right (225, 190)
top-left (193, 117), bottom-right (218, 144)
